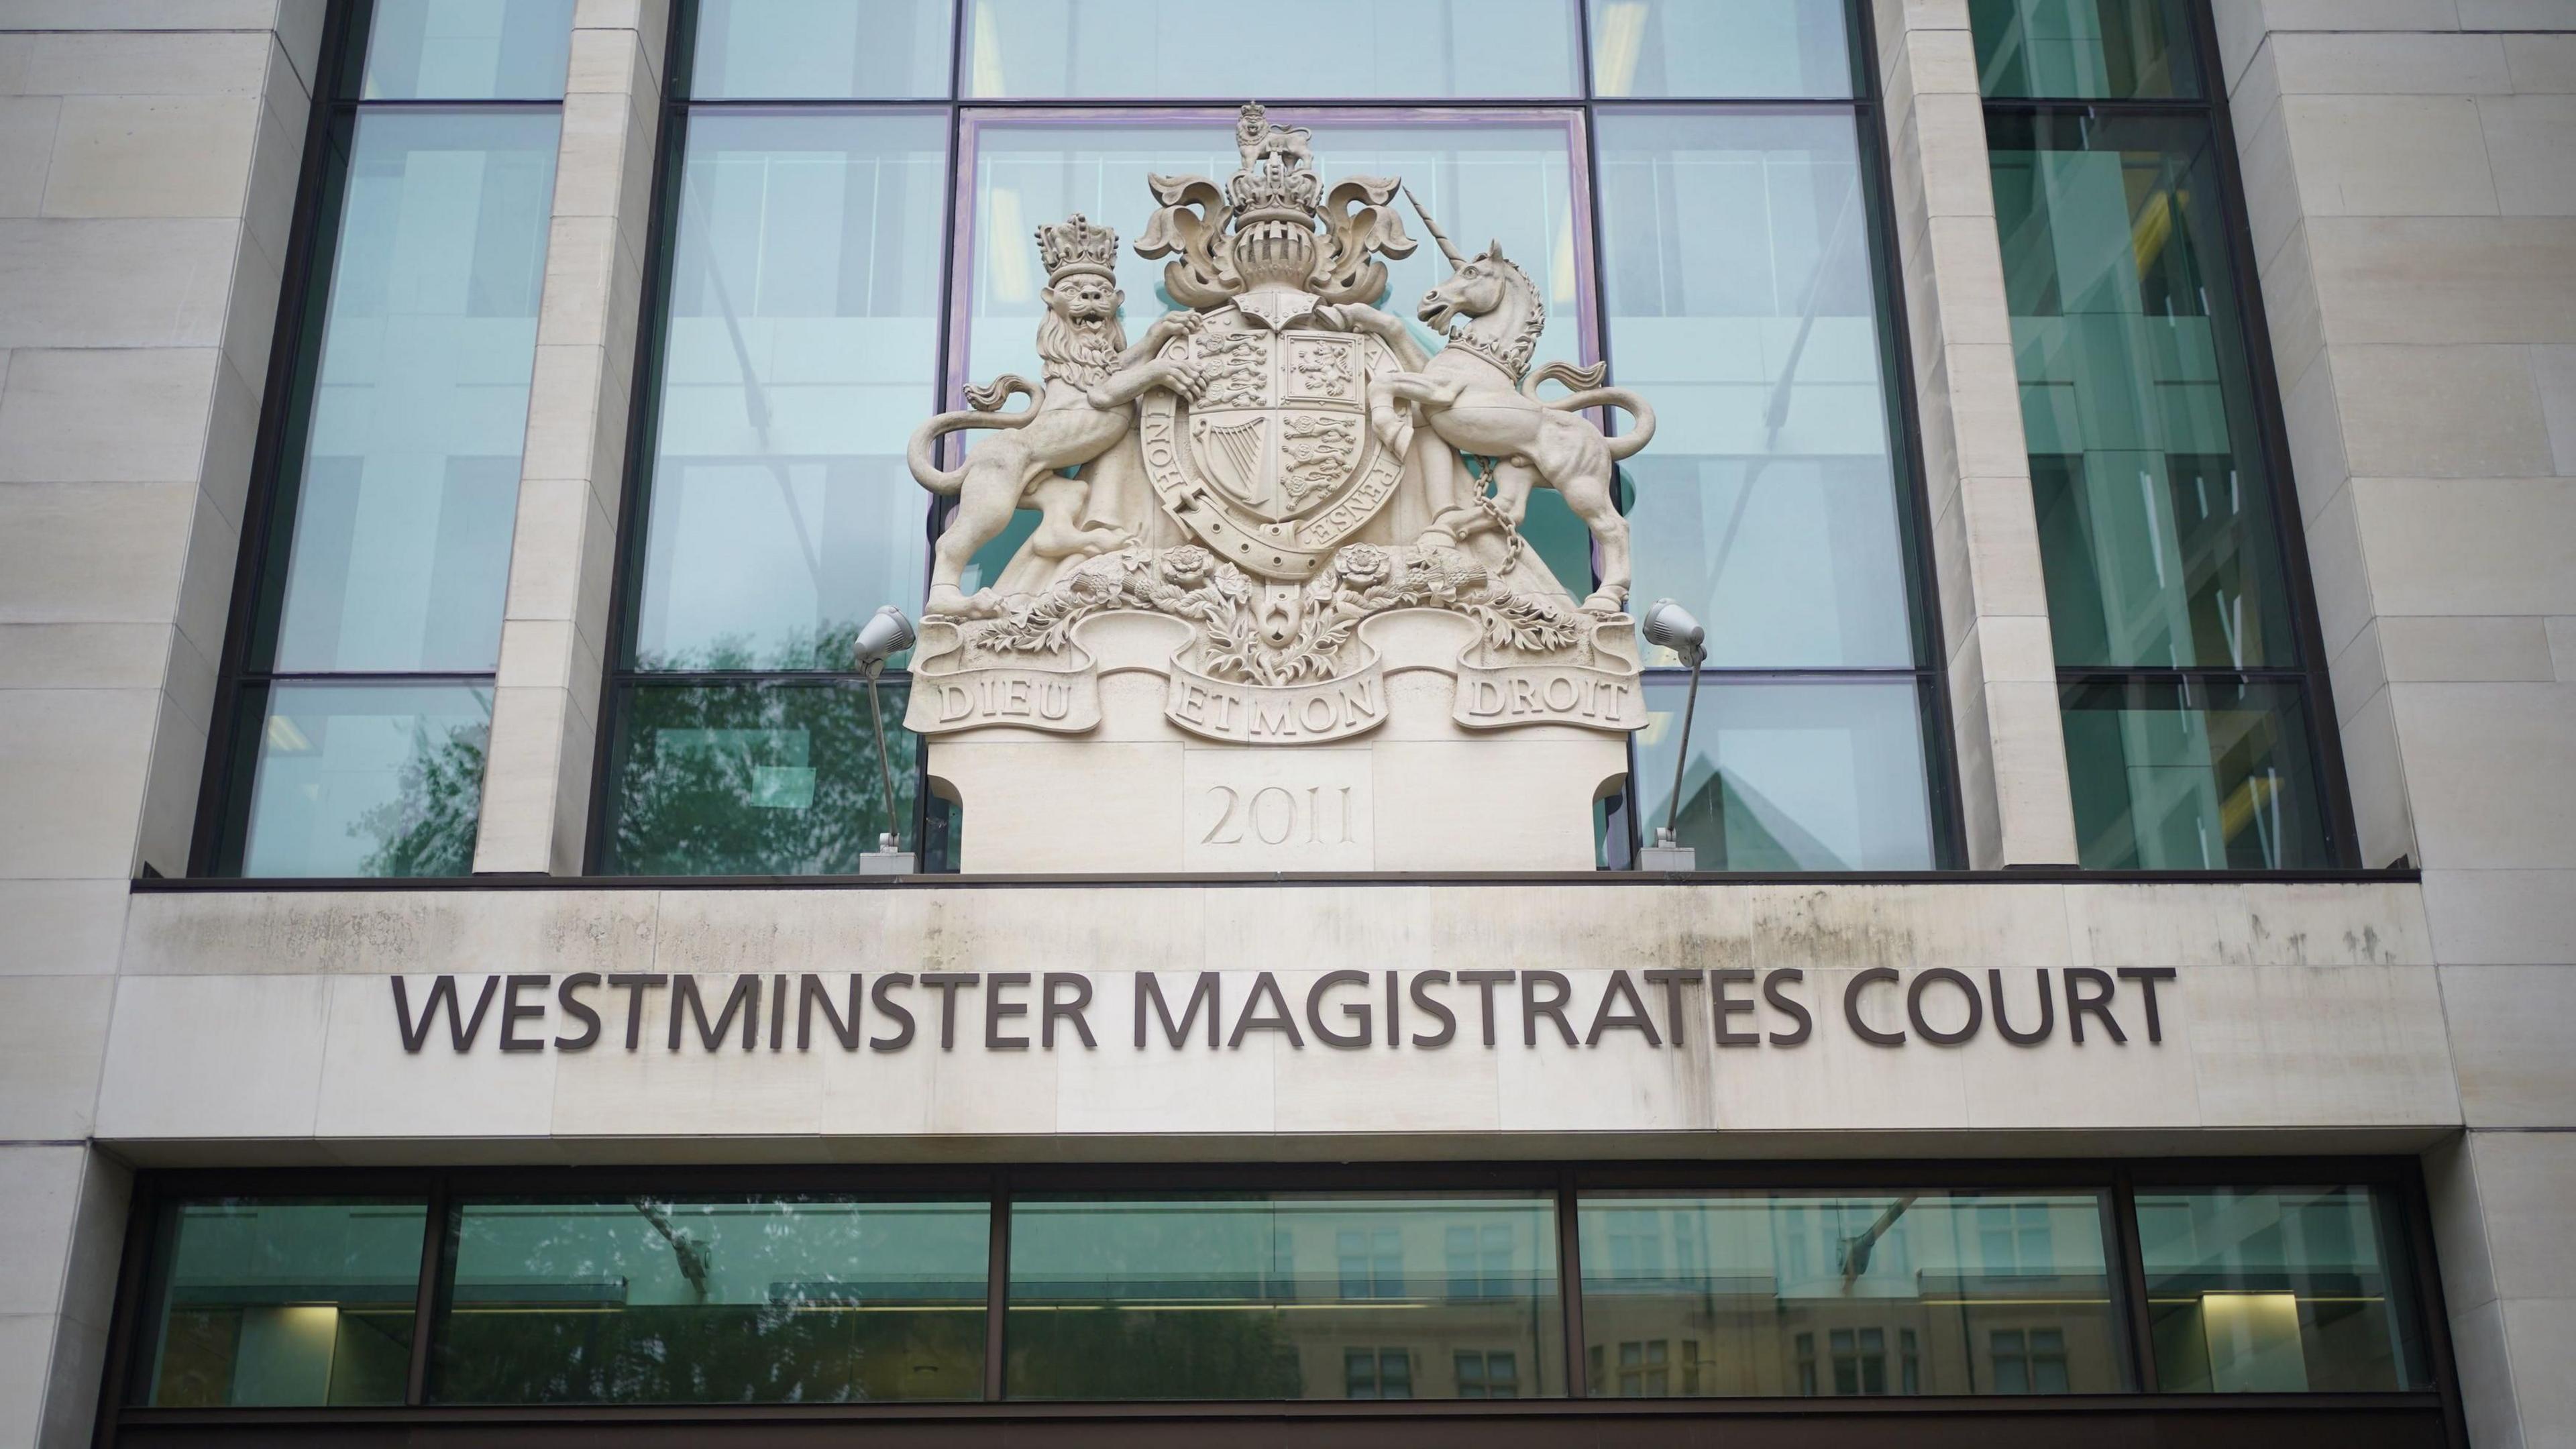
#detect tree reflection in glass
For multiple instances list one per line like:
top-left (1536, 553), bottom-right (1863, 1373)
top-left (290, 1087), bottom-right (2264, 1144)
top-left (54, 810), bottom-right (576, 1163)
top-left (431, 1197), bottom-right (989, 1403)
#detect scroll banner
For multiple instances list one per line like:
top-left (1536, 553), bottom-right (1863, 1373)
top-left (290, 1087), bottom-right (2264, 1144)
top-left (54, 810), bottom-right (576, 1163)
top-left (907, 607), bottom-right (1646, 740)
top-left (1451, 656), bottom-right (1649, 733)
top-left (901, 623), bottom-right (1102, 735)
top-left (1163, 644), bottom-right (1389, 743)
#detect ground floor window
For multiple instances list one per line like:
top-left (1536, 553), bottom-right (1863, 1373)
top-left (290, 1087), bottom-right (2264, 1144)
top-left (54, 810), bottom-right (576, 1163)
top-left (109, 1161), bottom-right (2447, 1429)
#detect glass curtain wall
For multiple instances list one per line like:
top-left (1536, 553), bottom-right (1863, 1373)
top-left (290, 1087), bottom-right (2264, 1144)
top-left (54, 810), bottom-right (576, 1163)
top-left (201, 0), bottom-right (573, 875)
top-left (599, 0), bottom-right (1947, 873)
top-left (1973, 0), bottom-right (2343, 869)
top-left (117, 1171), bottom-right (2440, 1409)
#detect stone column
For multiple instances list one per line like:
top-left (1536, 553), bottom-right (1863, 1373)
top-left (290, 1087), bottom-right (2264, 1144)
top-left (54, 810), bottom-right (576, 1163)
top-left (2211, 2), bottom-right (2576, 1442)
top-left (472, 0), bottom-right (668, 875)
top-left (1872, 0), bottom-right (2080, 868)
top-left (0, 2), bottom-right (321, 1442)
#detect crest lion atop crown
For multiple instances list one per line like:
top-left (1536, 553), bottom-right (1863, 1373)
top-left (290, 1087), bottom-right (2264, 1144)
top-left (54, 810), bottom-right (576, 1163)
top-left (1036, 213), bottom-right (1119, 282)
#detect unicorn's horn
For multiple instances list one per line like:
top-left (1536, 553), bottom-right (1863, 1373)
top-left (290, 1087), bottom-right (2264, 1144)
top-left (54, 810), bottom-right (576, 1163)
top-left (1402, 184), bottom-right (1467, 270)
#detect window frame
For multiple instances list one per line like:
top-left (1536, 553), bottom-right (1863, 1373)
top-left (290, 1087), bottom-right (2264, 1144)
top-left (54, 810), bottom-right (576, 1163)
top-left (90, 1155), bottom-right (2466, 1442)
top-left (189, 0), bottom-right (570, 878)
top-left (583, 0), bottom-right (1967, 877)
top-left (1975, 0), bottom-right (2361, 869)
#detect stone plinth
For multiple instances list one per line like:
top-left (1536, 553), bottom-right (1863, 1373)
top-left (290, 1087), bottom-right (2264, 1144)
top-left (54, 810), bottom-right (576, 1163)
top-left (920, 609), bottom-right (1632, 873)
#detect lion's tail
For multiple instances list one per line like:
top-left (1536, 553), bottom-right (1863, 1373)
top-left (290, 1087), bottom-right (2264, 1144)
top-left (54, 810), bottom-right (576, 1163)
top-left (1522, 362), bottom-right (1656, 460)
top-left (907, 376), bottom-right (1042, 494)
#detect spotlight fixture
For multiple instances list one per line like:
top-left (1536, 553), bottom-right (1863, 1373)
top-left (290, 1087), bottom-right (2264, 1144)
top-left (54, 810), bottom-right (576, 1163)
top-left (855, 605), bottom-right (919, 875)
top-left (1638, 600), bottom-right (1709, 872)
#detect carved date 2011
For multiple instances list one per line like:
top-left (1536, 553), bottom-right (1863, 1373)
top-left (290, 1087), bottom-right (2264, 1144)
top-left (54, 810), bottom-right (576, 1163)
top-left (1199, 784), bottom-right (1358, 847)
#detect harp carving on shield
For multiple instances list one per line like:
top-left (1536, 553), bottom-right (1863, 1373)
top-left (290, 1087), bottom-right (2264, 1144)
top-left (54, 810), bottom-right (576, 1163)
top-left (1190, 415), bottom-right (1269, 508)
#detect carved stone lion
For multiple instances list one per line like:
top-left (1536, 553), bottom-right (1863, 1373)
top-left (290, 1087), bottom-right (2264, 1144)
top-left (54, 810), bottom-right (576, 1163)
top-left (905, 217), bottom-right (1207, 619)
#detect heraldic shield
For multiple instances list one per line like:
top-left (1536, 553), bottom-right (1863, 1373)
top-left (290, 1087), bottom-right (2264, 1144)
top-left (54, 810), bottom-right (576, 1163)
top-left (1136, 310), bottom-right (1405, 582)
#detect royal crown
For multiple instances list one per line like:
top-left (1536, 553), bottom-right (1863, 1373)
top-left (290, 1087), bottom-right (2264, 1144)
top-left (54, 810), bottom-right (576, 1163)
top-left (1036, 213), bottom-right (1119, 281)
top-left (1228, 162), bottom-right (1323, 226)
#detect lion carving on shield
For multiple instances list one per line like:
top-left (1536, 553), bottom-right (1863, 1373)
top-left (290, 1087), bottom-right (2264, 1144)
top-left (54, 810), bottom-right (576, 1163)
top-left (905, 215), bottom-right (1207, 619)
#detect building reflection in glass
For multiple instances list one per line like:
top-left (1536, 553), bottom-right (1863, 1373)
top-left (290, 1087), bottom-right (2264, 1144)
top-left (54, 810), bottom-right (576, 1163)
top-left (1577, 1191), bottom-right (2123, 1395)
top-left (1005, 1193), bottom-right (1563, 1399)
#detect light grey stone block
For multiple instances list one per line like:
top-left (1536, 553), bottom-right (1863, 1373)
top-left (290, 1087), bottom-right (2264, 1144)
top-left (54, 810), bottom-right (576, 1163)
top-left (0, 1312), bottom-right (54, 1448)
top-left (2307, 217), bottom-right (2576, 347)
top-left (0, 347), bottom-right (217, 484)
top-left (40, 1275), bottom-right (111, 1449)
top-left (2257, 219), bottom-right (2322, 378)
top-left (0, 688), bottom-right (154, 879)
top-left (135, 685), bottom-right (206, 881)
top-left (0, 1147), bottom-right (82, 1318)
top-left (2439, 964), bottom-right (2576, 1125)
top-left (2337, 686), bottom-right (2420, 869)
top-left (0, 97), bottom-right (57, 219)
top-left (2279, 351), bottom-right (2353, 522)
top-left (2448, 1297), bottom-right (2526, 1449)
top-left (0, 623), bottom-right (166, 690)
top-left (0, 879), bottom-right (125, 977)
top-left (2302, 480), bottom-right (2374, 658)
top-left (0, 483), bottom-right (195, 629)
top-left (0, 219), bottom-right (239, 349)
top-left (2184, 965), bottom-right (2458, 1127)
top-left (15, 30), bottom-right (274, 97)
top-left (2066, 881), bottom-right (2430, 967)
top-left (2392, 681), bottom-right (2576, 868)
top-left (2330, 617), bottom-right (2388, 727)
top-left (2271, 31), bottom-right (2512, 97)
top-left (2426, 1134), bottom-right (2500, 1316)
top-left (316, 975), bottom-right (561, 1138)
top-left (2281, 94), bottom-right (2501, 221)
top-left (2500, 1297), bottom-right (2576, 1446)
top-left (2375, 616), bottom-right (2558, 681)
top-left (2506, 33), bottom-right (2576, 93)
top-left (2333, 346), bottom-right (2555, 478)
top-left (2461, 0), bottom-right (2576, 27)
top-left (2466, 1130), bottom-right (2576, 1291)
top-left (2481, 95), bottom-right (2576, 218)
top-left (95, 973), bottom-right (331, 1138)
top-left (2421, 866), bottom-right (2576, 959)
top-left (2536, 344), bottom-right (2576, 475)
top-left (0, 976), bottom-right (111, 1139)
top-left (2353, 477), bottom-right (2576, 619)
top-left (38, 95), bottom-right (260, 220)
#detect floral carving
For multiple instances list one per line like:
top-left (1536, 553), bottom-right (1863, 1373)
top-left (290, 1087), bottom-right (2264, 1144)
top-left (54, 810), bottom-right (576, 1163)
top-left (953, 541), bottom-right (1582, 688)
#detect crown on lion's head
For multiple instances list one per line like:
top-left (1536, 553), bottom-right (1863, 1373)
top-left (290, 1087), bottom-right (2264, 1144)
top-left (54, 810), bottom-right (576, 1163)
top-left (1036, 213), bottom-right (1118, 282)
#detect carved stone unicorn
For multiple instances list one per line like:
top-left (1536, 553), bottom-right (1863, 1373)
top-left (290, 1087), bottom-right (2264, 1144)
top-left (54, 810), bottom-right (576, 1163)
top-left (1326, 191), bottom-right (1655, 614)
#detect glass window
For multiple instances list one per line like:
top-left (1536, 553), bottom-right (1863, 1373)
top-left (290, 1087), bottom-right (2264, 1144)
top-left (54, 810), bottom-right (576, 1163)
top-left (688, 0), bottom-right (953, 99)
top-left (138, 1199), bottom-right (428, 1408)
top-left (1988, 105), bottom-right (2336, 869)
top-left (2135, 1187), bottom-right (2429, 1392)
top-left (1989, 113), bottom-right (2291, 672)
top-left (603, 680), bottom-right (921, 874)
top-left (359, 0), bottom-right (576, 101)
top-left (234, 682), bottom-right (494, 877)
top-left (1006, 1194), bottom-right (1563, 1399)
top-left (2061, 676), bottom-right (2328, 870)
top-left (1972, 0), bottom-right (2200, 101)
top-left (631, 111), bottom-right (947, 672)
top-left (1590, 1), bottom-right (1857, 99)
top-left (1577, 1192), bottom-right (2123, 1396)
top-left (432, 1197), bottom-right (990, 1403)
top-left (268, 111), bottom-right (558, 675)
top-left (960, 0), bottom-right (1580, 99)
top-left (1599, 111), bottom-right (1915, 668)
top-left (957, 115), bottom-right (1594, 596)
top-left (1633, 677), bottom-right (1937, 871)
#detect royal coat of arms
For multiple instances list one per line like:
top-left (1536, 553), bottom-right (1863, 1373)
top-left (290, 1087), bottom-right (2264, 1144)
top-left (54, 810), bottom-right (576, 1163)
top-left (898, 105), bottom-right (1664, 869)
